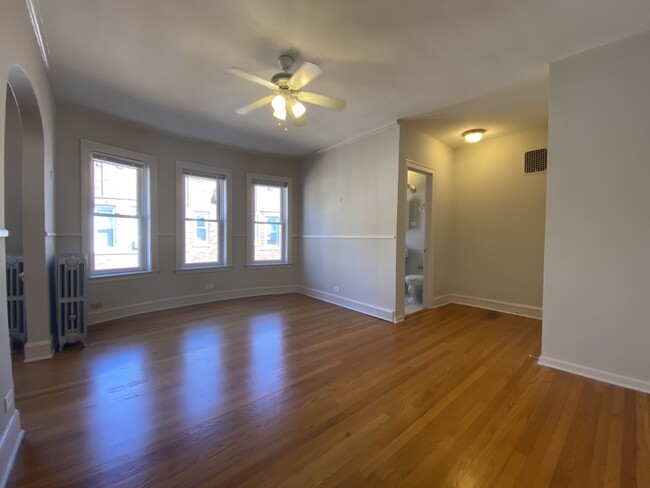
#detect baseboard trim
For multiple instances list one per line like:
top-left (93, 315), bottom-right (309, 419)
top-left (538, 356), bottom-right (650, 394)
top-left (23, 338), bottom-right (54, 362)
top-left (297, 287), bottom-right (394, 322)
top-left (431, 294), bottom-right (451, 308)
top-left (448, 294), bottom-right (542, 319)
top-left (89, 285), bottom-right (298, 325)
top-left (0, 409), bottom-right (23, 488)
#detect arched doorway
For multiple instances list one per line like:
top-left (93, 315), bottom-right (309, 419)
top-left (4, 65), bottom-right (53, 362)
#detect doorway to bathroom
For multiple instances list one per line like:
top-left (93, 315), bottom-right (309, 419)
top-left (404, 166), bottom-right (431, 315)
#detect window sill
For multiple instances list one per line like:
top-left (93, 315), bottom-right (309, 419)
top-left (174, 266), bottom-right (233, 274)
top-left (245, 263), bottom-right (294, 269)
top-left (90, 271), bottom-right (160, 283)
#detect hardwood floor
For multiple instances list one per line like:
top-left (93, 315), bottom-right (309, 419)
top-left (7, 294), bottom-right (650, 487)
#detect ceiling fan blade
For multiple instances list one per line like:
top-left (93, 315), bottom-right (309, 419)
top-left (287, 107), bottom-right (307, 127)
top-left (289, 62), bottom-right (322, 89)
top-left (235, 95), bottom-right (275, 115)
top-left (228, 68), bottom-right (277, 90)
top-left (299, 91), bottom-right (346, 111)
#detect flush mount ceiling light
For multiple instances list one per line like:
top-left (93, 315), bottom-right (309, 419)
top-left (462, 129), bottom-right (486, 143)
top-left (229, 54), bottom-right (346, 126)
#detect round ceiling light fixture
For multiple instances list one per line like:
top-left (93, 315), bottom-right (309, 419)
top-left (462, 128), bottom-right (486, 143)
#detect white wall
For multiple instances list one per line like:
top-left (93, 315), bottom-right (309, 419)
top-left (4, 87), bottom-right (22, 255)
top-left (452, 129), bottom-right (547, 311)
top-left (542, 31), bottom-right (650, 392)
top-left (300, 126), bottom-right (400, 321)
top-left (54, 104), bottom-right (301, 323)
top-left (405, 170), bottom-right (426, 277)
top-left (0, 0), bottom-right (57, 481)
top-left (398, 124), bottom-right (455, 316)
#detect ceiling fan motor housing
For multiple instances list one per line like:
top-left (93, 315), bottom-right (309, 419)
top-left (271, 72), bottom-right (292, 86)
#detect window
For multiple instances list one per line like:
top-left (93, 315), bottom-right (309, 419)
top-left (247, 174), bottom-right (291, 265)
top-left (81, 141), bottom-right (157, 277)
top-left (176, 161), bottom-right (231, 269)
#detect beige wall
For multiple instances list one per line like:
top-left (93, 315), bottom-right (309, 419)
top-left (300, 126), bottom-right (400, 320)
top-left (4, 87), bottom-right (22, 255)
top-left (452, 129), bottom-right (547, 308)
top-left (542, 31), bottom-right (650, 392)
top-left (0, 0), bottom-right (57, 479)
top-left (398, 123), bottom-right (455, 317)
top-left (54, 104), bottom-right (301, 322)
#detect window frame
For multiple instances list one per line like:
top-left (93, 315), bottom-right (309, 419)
top-left (246, 173), bottom-right (292, 266)
top-left (175, 161), bottom-right (232, 270)
top-left (81, 140), bottom-right (158, 278)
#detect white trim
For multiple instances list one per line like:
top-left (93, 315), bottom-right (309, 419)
top-left (431, 294), bottom-right (451, 308)
top-left (300, 235), bottom-right (395, 239)
top-left (0, 409), bottom-right (23, 488)
top-left (448, 294), bottom-right (542, 319)
top-left (24, 339), bottom-right (54, 362)
top-left (89, 285), bottom-right (298, 325)
top-left (175, 160), bottom-right (232, 270)
top-left (246, 173), bottom-right (293, 266)
top-left (89, 271), bottom-right (160, 284)
top-left (297, 286), bottom-right (394, 322)
top-left (26, 0), bottom-right (49, 71)
top-left (80, 140), bottom-right (158, 277)
top-left (393, 314), bottom-right (405, 323)
top-left (538, 356), bottom-right (650, 394)
top-left (313, 123), bottom-right (398, 156)
top-left (173, 266), bottom-right (233, 274)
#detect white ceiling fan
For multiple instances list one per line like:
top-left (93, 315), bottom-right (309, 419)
top-left (228, 55), bottom-right (346, 126)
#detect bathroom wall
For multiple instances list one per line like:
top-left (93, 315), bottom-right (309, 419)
top-left (405, 170), bottom-right (426, 277)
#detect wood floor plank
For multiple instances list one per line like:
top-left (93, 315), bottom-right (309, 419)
top-left (6, 294), bottom-right (649, 487)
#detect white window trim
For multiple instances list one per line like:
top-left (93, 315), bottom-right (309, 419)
top-left (175, 161), bottom-right (232, 270)
top-left (81, 140), bottom-right (158, 278)
top-left (246, 172), bottom-right (292, 266)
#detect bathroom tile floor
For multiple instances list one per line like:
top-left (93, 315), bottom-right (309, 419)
top-left (404, 295), bottom-right (423, 315)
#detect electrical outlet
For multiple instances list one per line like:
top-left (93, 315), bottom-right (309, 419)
top-left (205, 283), bottom-right (214, 290)
top-left (333, 286), bottom-right (340, 293)
top-left (90, 302), bottom-right (103, 310)
top-left (4, 389), bottom-right (14, 413)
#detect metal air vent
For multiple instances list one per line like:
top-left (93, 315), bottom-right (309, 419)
top-left (524, 148), bottom-right (547, 174)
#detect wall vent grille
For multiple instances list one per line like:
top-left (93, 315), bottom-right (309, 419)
top-left (524, 148), bottom-right (547, 174)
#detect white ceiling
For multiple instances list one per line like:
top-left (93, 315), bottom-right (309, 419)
top-left (33, 0), bottom-right (650, 156)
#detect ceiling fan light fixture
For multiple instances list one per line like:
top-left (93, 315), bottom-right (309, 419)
top-left (271, 94), bottom-right (286, 111)
top-left (291, 100), bottom-right (306, 118)
top-left (273, 107), bottom-right (287, 121)
top-left (462, 129), bottom-right (486, 143)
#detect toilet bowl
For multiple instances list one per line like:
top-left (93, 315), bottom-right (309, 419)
top-left (405, 274), bottom-right (423, 304)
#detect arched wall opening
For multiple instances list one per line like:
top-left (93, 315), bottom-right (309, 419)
top-left (4, 65), bottom-right (53, 362)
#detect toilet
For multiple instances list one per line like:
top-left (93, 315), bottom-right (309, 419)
top-left (405, 274), bottom-right (423, 304)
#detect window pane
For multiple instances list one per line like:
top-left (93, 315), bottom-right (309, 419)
top-left (93, 159), bottom-right (140, 216)
top-left (254, 223), bottom-right (282, 262)
top-left (254, 185), bottom-right (281, 221)
top-left (185, 220), bottom-right (219, 264)
top-left (94, 216), bottom-right (140, 270)
top-left (185, 174), bottom-right (218, 220)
